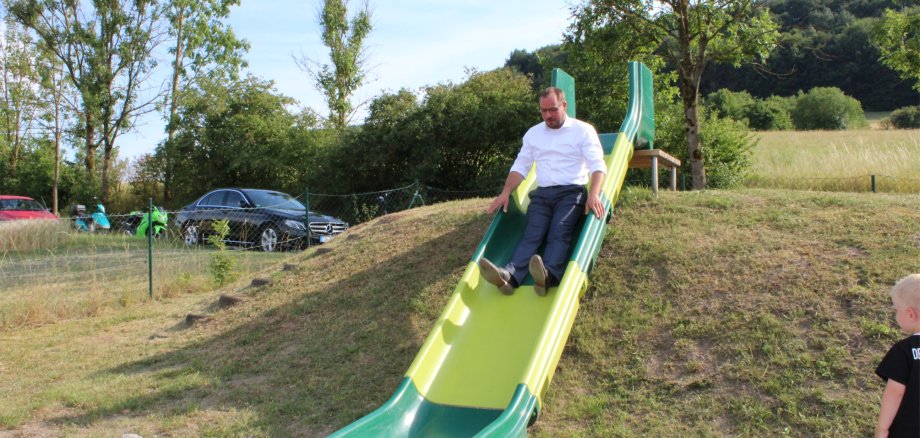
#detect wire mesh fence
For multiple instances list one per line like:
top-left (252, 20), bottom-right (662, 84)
top-left (743, 174), bottom-right (920, 194)
top-left (0, 182), bottom-right (500, 321)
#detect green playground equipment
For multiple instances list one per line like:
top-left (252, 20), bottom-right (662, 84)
top-left (330, 61), bottom-right (655, 437)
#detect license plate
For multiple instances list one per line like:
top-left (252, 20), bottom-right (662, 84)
top-left (319, 235), bottom-right (329, 243)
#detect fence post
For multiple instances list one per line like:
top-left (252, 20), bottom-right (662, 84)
top-left (681, 174), bottom-right (687, 191)
top-left (147, 197), bottom-right (153, 300)
top-left (871, 175), bottom-right (876, 193)
top-left (408, 180), bottom-right (424, 209)
top-left (303, 189), bottom-right (312, 248)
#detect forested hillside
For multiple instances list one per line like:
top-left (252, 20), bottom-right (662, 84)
top-left (700, 0), bottom-right (917, 110)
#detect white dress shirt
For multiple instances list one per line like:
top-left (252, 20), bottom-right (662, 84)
top-left (509, 116), bottom-right (606, 187)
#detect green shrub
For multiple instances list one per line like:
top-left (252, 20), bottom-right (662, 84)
top-left (700, 111), bottom-right (757, 188)
top-left (747, 96), bottom-right (794, 131)
top-left (791, 87), bottom-right (867, 130)
top-left (207, 219), bottom-right (237, 287)
top-left (705, 89), bottom-right (755, 123)
top-left (888, 106), bottom-right (920, 129)
top-left (655, 102), bottom-right (755, 189)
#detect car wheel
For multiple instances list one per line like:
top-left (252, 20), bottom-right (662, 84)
top-left (260, 227), bottom-right (278, 252)
top-left (184, 225), bottom-right (200, 246)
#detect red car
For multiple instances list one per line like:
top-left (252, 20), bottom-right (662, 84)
top-left (0, 195), bottom-right (58, 221)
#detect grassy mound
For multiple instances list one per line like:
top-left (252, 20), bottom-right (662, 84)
top-left (1, 190), bottom-right (917, 436)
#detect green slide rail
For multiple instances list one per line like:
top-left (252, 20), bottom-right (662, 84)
top-left (330, 61), bottom-right (654, 437)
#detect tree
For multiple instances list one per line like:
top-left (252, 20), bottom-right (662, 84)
top-left (296, 0), bottom-right (372, 130)
top-left (166, 75), bottom-right (310, 205)
top-left (504, 45), bottom-right (569, 91)
top-left (565, 9), bottom-right (665, 133)
top-left (161, 0), bottom-right (249, 203)
top-left (0, 16), bottom-right (43, 189)
top-left (871, 7), bottom-right (920, 93)
top-left (571, 0), bottom-right (779, 189)
top-left (9, 0), bottom-right (165, 202)
top-left (336, 68), bottom-right (535, 192)
top-left (35, 47), bottom-right (74, 215)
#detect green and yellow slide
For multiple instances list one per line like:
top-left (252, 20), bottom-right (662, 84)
top-left (330, 62), bottom-right (655, 437)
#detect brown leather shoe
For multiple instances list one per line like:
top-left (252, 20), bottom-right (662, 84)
top-left (530, 254), bottom-right (549, 297)
top-left (478, 258), bottom-right (514, 295)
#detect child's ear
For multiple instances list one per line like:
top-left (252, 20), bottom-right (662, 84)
top-left (910, 307), bottom-right (920, 321)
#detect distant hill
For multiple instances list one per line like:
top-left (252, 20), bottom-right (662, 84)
top-left (701, 0), bottom-right (918, 110)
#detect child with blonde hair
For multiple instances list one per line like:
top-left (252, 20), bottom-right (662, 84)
top-left (876, 274), bottom-right (920, 437)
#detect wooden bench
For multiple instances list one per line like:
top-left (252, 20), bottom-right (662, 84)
top-left (628, 149), bottom-right (681, 196)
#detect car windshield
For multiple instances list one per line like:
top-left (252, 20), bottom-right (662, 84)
top-left (246, 191), bottom-right (306, 211)
top-left (0, 199), bottom-right (45, 211)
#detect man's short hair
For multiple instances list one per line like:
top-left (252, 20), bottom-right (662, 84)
top-left (540, 87), bottom-right (566, 104)
top-left (891, 274), bottom-right (920, 308)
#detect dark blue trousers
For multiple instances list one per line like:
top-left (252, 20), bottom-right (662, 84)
top-left (505, 185), bottom-right (586, 288)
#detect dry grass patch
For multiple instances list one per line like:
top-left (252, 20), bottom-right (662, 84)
top-left (0, 219), bottom-right (70, 252)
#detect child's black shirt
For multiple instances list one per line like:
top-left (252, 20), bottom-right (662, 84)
top-left (876, 335), bottom-right (920, 437)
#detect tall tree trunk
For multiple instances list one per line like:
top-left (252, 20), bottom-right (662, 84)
top-left (675, 0), bottom-right (706, 190)
top-left (84, 110), bottom-right (96, 173)
top-left (3, 68), bottom-right (22, 176)
top-left (678, 70), bottom-right (705, 190)
top-left (3, 68), bottom-right (12, 177)
top-left (53, 74), bottom-right (62, 215)
top-left (164, 6), bottom-right (185, 204)
top-left (101, 136), bottom-right (112, 203)
top-left (8, 136), bottom-right (19, 175)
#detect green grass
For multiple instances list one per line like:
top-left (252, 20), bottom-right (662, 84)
top-left (0, 193), bottom-right (917, 436)
top-left (748, 129), bottom-right (920, 192)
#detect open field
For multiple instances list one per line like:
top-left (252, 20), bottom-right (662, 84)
top-left (748, 128), bottom-right (920, 192)
top-left (0, 191), bottom-right (916, 436)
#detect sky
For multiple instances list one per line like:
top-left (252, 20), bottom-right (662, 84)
top-left (118, 0), bottom-right (574, 160)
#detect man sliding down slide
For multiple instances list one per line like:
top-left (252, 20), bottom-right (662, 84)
top-left (479, 87), bottom-right (606, 297)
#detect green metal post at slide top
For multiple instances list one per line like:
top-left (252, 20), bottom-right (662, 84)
top-left (303, 189), bottom-right (312, 248)
top-left (871, 175), bottom-right (876, 193)
top-left (147, 197), bottom-right (153, 300)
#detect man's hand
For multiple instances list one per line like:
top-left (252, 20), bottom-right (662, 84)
top-left (585, 171), bottom-right (606, 219)
top-left (488, 193), bottom-right (511, 214)
top-left (585, 193), bottom-right (604, 219)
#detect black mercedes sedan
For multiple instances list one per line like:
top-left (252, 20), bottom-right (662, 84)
top-left (176, 188), bottom-right (348, 251)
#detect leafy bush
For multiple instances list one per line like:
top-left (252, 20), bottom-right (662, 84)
top-left (791, 87), bottom-right (867, 130)
top-left (704, 90), bottom-right (795, 131)
top-left (655, 101), bottom-right (755, 189)
top-left (747, 96), bottom-right (794, 131)
top-left (701, 112), bottom-right (757, 188)
top-left (706, 89), bottom-right (755, 123)
top-left (888, 106), bottom-right (920, 129)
